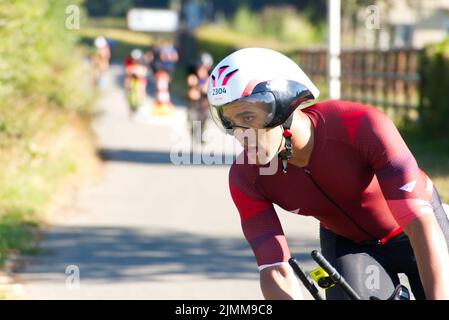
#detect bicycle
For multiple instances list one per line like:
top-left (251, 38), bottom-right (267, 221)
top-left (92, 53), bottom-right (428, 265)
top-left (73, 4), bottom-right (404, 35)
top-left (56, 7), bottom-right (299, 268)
top-left (127, 74), bottom-right (141, 113)
top-left (289, 250), bottom-right (411, 300)
top-left (126, 73), bottom-right (148, 114)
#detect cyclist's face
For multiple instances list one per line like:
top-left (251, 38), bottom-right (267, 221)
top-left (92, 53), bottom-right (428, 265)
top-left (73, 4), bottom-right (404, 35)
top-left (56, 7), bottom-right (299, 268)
top-left (232, 125), bottom-right (283, 166)
top-left (221, 101), bottom-right (271, 130)
top-left (220, 101), bottom-right (281, 165)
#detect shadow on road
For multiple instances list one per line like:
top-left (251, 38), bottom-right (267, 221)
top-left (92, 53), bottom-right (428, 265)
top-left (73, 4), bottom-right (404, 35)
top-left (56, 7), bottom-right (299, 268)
top-left (99, 148), bottom-right (236, 166)
top-left (18, 226), bottom-right (315, 283)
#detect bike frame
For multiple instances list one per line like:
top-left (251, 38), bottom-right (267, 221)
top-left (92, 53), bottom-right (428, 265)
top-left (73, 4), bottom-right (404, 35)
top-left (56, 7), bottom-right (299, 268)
top-left (289, 250), bottom-right (410, 300)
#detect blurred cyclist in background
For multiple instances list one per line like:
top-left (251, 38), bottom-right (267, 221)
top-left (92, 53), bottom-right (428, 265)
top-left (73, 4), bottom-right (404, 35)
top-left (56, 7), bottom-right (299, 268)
top-left (123, 49), bottom-right (148, 113)
top-left (91, 36), bottom-right (111, 88)
top-left (142, 43), bottom-right (158, 96)
top-left (186, 52), bottom-right (214, 144)
top-left (151, 40), bottom-right (179, 111)
top-left (154, 40), bottom-right (179, 75)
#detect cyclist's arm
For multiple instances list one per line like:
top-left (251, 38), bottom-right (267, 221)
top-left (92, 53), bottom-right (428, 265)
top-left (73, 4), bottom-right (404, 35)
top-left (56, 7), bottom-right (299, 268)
top-left (404, 213), bottom-right (449, 299)
top-left (357, 107), bottom-right (449, 299)
top-left (260, 264), bottom-right (303, 300)
top-left (229, 166), bottom-right (302, 300)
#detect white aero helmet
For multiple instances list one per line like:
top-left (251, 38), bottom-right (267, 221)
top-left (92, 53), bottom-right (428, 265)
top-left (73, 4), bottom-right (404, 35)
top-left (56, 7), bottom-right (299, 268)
top-left (207, 48), bottom-right (319, 132)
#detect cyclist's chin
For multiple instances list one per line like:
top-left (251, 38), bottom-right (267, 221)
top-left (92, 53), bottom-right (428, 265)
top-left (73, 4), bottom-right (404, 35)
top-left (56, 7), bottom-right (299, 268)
top-left (246, 147), bottom-right (276, 165)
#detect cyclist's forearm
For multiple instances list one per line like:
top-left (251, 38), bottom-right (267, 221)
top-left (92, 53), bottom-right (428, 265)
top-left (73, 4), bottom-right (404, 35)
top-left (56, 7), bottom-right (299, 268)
top-left (260, 265), bottom-right (303, 300)
top-left (405, 214), bottom-right (449, 299)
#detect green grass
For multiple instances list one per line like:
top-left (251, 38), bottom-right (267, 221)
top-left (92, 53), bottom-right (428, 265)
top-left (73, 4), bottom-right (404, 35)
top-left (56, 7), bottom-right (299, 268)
top-left (195, 24), bottom-right (313, 54)
top-left (0, 210), bottom-right (40, 266)
top-left (228, 6), bottom-right (325, 47)
top-left (84, 17), bottom-right (128, 29)
top-left (79, 27), bottom-right (153, 47)
top-left (0, 111), bottom-right (98, 269)
top-left (1, 155), bottom-right (77, 211)
top-left (0, 122), bottom-right (81, 267)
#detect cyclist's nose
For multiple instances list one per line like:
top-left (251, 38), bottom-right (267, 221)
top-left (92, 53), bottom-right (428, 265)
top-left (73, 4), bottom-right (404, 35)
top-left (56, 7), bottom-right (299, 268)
top-left (233, 128), bottom-right (259, 148)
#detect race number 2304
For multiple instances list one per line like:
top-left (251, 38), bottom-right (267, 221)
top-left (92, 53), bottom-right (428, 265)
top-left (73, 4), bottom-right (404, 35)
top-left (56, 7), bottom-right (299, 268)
top-left (212, 88), bottom-right (227, 95)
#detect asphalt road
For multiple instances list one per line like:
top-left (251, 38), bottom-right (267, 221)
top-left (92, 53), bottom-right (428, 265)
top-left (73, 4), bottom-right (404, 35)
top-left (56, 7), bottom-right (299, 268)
top-left (13, 66), bottom-right (321, 300)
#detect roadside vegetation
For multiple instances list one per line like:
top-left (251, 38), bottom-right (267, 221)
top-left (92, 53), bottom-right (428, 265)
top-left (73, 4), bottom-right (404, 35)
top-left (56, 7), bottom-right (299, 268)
top-left (0, 0), bottom-right (99, 269)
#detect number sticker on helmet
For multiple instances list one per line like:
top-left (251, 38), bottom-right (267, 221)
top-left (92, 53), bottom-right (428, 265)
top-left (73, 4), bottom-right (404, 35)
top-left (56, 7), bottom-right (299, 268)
top-left (212, 88), bottom-right (227, 95)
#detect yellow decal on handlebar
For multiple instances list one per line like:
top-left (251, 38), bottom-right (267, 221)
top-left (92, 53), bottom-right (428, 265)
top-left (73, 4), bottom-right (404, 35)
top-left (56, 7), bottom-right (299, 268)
top-left (310, 267), bottom-right (335, 289)
top-left (310, 267), bottom-right (327, 281)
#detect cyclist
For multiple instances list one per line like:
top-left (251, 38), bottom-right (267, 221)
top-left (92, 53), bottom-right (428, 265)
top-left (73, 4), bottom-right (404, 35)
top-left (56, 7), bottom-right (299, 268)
top-left (207, 48), bottom-right (449, 300)
top-left (143, 44), bottom-right (157, 96)
top-left (151, 41), bottom-right (178, 110)
top-left (92, 36), bottom-right (111, 87)
top-left (186, 52), bottom-right (214, 144)
top-left (123, 49), bottom-right (148, 112)
top-left (157, 40), bottom-right (179, 75)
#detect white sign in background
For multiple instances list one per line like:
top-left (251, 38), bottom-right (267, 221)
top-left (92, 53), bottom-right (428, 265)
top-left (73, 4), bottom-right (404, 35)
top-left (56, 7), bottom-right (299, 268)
top-left (127, 8), bottom-right (179, 32)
